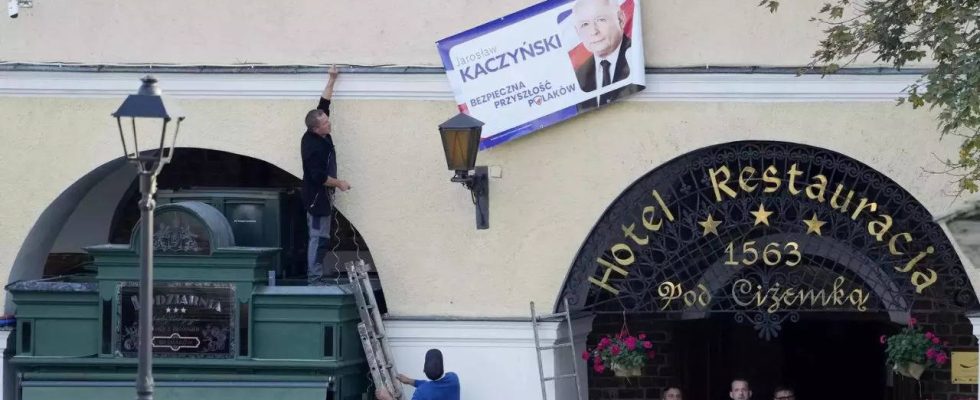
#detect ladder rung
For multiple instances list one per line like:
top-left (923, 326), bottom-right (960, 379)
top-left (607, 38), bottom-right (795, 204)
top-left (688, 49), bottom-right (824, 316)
top-left (538, 342), bottom-right (572, 351)
top-left (535, 312), bottom-right (567, 321)
top-left (543, 374), bottom-right (578, 382)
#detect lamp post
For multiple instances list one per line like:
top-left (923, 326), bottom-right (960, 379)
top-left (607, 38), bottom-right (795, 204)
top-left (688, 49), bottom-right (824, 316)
top-left (438, 113), bottom-right (489, 229)
top-left (112, 75), bottom-right (184, 400)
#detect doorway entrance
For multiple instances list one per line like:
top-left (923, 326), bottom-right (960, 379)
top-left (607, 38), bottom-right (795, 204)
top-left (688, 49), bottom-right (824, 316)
top-left (563, 142), bottom-right (979, 400)
top-left (674, 314), bottom-right (891, 400)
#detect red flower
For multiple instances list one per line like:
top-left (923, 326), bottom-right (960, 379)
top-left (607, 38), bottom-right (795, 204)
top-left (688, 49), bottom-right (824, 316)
top-left (625, 337), bottom-right (638, 351)
top-left (932, 337), bottom-right (941, 344)
top-left (643, 341), bottom-right (653, 349)
top-left (611, 345), bottom-right (621, 356)
top-left (598, 337), bottom-right (611, 348)
top-left (582, 350), bottom-right (590, 360)
top-left (927, 348), bottom-right (937, 359)
top-left (936, 352), bottom-right (949, 366)
top-left (638, 334), bottom-right (647, 340)
top-left (908, 317), bottom-right (917, 327)
top-left (880, 335), bottom-right (887, 344)
top-left (594, 363), bottom-right (606, 374)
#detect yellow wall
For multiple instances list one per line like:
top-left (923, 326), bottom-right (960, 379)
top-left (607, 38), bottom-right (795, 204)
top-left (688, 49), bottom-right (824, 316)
top-left (0, 96), bottom-right (972, 316)
top-left (0, 0), bottom-right (926, 68)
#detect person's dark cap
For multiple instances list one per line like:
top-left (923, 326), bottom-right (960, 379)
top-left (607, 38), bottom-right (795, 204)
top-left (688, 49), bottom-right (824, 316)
top-left (423, 349), bottom-right (444, 380)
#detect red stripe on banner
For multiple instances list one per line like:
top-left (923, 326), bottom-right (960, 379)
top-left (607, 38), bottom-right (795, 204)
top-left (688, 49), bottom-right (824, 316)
top-left (621, 0), bottom-right (634, 38)
top-left (568, 44), bottom-right (591, 69)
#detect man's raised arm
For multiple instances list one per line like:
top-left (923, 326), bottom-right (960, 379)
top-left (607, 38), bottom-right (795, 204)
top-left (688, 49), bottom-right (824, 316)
top-left (322, 65), bottom-right (339, 101)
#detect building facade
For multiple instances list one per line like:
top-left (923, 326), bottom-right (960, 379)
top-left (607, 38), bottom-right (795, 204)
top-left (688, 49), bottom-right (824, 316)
top-left (2, 1), bottom-right (980, 399)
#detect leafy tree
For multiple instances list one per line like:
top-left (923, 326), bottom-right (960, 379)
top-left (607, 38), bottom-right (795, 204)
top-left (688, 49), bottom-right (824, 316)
top-left (760, 0), bottom-right (980, 191)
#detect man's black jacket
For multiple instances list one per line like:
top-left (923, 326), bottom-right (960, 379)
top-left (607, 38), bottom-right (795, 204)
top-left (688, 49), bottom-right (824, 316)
top-left (301, 98), bottom-right (336, 216)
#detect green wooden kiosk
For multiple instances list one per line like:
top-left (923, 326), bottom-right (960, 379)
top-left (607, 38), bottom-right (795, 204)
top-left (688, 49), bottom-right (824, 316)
top-left (8, 201), bottom-right (368, 400)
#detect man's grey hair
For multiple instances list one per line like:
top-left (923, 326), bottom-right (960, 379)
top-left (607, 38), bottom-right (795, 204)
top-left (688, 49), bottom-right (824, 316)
top-left (574, 0), bottom-right (619, 12)
top-left (731, 379), bottom-right (750, 389)
top-left (305, 109), bottom-right (326, 129)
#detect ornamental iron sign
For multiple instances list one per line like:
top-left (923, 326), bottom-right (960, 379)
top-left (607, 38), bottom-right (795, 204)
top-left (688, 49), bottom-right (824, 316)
top-left (560, 141), bottom-right (978, 339)
top-left (152, 211), bottom-right (211, 255)
top-left (118, 282), bottom-right (236, 357)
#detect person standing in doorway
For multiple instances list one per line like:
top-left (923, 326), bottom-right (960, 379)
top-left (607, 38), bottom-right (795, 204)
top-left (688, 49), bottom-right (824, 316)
top-left (662, 386), bottom-right (683, 400)
top-left (730, 379), bottom-right (753, 400)
top-left (301, 65), bottom-right (351, 285)
top-left (772, 386), bottom-right (795, 400)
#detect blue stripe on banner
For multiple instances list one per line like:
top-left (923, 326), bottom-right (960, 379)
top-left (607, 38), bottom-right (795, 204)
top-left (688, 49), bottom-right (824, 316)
top-left (556, 9), bottom-right (573, 24)
top-left (479, 105), bottom-right (581, 150)
top-left (436, 0), bottom-right (577, 72)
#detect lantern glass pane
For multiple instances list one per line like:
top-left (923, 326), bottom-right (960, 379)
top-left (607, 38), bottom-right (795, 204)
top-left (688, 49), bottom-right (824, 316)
top-left (441, 128), bottom-right (475, 171)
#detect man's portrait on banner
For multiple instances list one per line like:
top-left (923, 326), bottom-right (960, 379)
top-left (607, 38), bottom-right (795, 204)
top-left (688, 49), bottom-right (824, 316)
top-left (564, 0), bottom-right (642, 111)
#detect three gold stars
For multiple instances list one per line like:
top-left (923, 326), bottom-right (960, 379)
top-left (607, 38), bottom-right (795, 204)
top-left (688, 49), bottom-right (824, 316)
top-left (803, 213), bottom-right (826, 236)
top-left (696, 203), bottom-right (828, 237)
top-left (698, 214), bottom-right (722, 237)
top-left (750, 203), bottom-right (773, 226)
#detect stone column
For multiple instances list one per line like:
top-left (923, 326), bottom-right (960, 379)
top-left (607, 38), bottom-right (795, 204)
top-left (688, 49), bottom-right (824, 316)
top-left (555, 314), bottom-right (595, 400)
top-left (968, 312), bottom-right (980, 392)
top-left (0, 328), bottom-right (13, 400)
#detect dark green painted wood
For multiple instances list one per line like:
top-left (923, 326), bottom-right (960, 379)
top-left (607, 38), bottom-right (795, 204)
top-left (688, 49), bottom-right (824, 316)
top-left (11, 200), bottom-right (369, 400)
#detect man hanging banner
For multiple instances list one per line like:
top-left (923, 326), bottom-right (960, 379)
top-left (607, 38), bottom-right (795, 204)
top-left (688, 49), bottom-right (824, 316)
top-left (436, 0), bottom-right (646, 150)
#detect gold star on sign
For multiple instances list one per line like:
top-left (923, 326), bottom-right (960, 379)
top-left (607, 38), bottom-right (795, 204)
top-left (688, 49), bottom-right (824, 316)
top-left (750, 203), bottom-right (774, 226)
top-left (698, 214), bottom-right (722, 237)
top-left (803, 213), bottom-right (826, 236)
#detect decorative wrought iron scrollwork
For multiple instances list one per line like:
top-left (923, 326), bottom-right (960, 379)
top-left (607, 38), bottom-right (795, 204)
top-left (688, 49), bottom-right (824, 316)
top-left (560, 141), bottom-right (978, 338)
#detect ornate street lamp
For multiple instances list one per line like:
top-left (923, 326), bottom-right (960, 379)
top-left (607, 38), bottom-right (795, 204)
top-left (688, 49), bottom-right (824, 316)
top-left (111, 75), bottom-right (184, 400)
top-left (438, 113), bottom-right (489, 229)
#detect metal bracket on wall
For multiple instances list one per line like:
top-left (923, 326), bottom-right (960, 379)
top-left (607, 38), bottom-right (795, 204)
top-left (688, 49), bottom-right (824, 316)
top-left (17, 0), bottom-right (32, 7)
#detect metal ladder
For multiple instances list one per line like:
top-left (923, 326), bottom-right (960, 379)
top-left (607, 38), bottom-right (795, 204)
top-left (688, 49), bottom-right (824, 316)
top-left (346, 260), bottom-right (404, 400)
top-left (530, 298), bottom-right (585, 400)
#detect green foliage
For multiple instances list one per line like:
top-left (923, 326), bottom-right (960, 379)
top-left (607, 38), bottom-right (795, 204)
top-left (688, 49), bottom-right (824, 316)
top-left (761, 0), bottom-right (980, 192)
top-left (759, 0), bottom-right (780, 13)
top-left (881, 318), bottom-right (949, 369)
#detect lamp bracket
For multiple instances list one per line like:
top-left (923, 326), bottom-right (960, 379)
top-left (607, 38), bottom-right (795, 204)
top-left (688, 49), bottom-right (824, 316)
top-left (449, 166), bottom-right (489, 229)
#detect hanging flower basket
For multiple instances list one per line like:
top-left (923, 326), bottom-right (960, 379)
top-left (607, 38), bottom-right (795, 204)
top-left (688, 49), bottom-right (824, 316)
top-left (581, 331), bottom-right (655, 378)
top-left (894, 362), bottom-right (926, 380)
top-left (611, 362), bottom-right (642, 377)
top-left (881, 316), bottom-right (949, 381)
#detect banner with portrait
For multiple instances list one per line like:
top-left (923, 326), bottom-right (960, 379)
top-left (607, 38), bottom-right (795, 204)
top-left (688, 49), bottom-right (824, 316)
top-left (436, 0), bottom-right (646, 150)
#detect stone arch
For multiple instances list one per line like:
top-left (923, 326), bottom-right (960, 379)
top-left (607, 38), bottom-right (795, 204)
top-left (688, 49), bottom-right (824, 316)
top-left (6, 158), bottom-right (127, 311)
top-left (7, 147), bottom-right (378, 311)
top-left (557, 141), bottom-right (977, 333)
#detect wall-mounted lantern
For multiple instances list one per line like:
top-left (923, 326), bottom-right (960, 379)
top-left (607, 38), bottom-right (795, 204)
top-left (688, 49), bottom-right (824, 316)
top-left (438, 113), bottom-right (489, 230)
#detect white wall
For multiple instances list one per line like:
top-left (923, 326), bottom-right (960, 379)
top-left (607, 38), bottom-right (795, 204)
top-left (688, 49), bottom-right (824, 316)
top-left (1, 73), bottom-right (977, 318)
top-left (0, 0), bottom-right (930, 68)
top-left (50, 163), bottom-right (135, 253)
top-left (386, 319), bottom-right (566, 400)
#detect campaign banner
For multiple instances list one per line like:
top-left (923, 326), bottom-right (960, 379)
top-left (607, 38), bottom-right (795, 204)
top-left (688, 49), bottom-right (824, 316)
top-left (436, 0), bottom-right (645, 150)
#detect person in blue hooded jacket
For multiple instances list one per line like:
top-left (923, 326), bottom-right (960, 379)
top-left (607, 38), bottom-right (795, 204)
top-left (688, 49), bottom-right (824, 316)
top-left (376, 349), bottom-right (460, 400)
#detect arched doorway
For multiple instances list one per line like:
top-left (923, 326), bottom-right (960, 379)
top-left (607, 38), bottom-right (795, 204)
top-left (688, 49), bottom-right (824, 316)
top-left (558, 141), bottom-right (979, 400)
